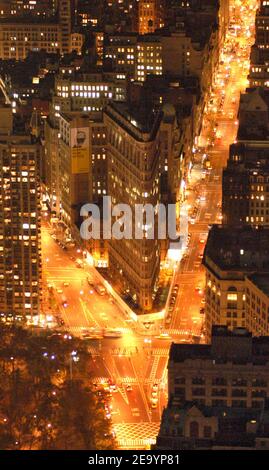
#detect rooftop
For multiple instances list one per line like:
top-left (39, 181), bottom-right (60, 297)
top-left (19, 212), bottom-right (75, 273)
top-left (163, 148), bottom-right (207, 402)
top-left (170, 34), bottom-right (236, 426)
top-left (169, 326), bottom-right (269, 364)
top-left (105, 101), bottom-right (162, 139)
top-left (203, 225), bottom-right (269, 272)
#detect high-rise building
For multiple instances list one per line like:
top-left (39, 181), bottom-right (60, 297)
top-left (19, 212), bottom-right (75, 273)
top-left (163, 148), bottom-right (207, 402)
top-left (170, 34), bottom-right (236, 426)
top-left (0, 94), bottom-right (42, 318)
top-left (255, 1), bottom-right (269, 49)
top-left (223, 88), bottom-right (269, 227)
top-left (104, 102), bottom-right (181, 312)
top-left (138, 0), bottom-right (164, 35)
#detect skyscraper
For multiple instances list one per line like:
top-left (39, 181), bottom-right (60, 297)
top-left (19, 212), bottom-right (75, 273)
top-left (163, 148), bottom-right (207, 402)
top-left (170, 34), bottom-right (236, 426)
top-left (0, 92), bottom-right (42, 319)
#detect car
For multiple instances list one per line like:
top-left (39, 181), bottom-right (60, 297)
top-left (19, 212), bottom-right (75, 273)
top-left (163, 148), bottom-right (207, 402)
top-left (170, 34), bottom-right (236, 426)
top-left (126, 385), bottom-right (133, 392)
top-left (198, 253), bottom-right (204, 260)
top-left (151, 401), bottom-right (157, 409)
top-left (109, 384), bottom-right (117, 392)
top-left (151, 390), bottom-right (158, 399)
top-left (63, 282), bottom-right (70, 287)
top-left (152, 383), bottom-right (158, 391)
top-left (57, 289), bottom-right (63, 294)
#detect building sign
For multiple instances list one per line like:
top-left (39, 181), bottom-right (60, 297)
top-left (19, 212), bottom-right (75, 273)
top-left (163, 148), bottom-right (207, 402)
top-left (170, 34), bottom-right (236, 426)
top-left (71, 127), bottom-right (90, 174)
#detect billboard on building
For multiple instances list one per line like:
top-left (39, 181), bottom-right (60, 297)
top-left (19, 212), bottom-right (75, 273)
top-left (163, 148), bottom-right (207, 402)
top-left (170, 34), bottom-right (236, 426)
top-left (70, 127), bottom-right (90, 174)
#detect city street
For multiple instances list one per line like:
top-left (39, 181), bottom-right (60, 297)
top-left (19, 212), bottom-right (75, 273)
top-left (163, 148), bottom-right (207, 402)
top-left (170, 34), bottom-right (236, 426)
top-left (41, 0), bottom-right (258, 449)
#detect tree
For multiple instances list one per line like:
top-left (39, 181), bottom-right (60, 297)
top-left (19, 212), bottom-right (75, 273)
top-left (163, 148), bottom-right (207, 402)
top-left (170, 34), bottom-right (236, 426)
top-left (0, 323), bottom-right (116, 450)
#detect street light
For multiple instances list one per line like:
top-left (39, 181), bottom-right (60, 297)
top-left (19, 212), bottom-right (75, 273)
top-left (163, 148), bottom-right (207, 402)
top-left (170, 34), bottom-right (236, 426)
top-left (70, 350), bottom-right (78, 381)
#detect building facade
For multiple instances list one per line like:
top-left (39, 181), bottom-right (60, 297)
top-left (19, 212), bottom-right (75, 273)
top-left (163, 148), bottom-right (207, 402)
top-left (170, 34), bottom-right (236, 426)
top-left (0, 0), bottom-right (72, 59)
top-left (138, 0), bottom-right (164, 35)
top-left (203, 225), bottom-right (269, 341)
top-left (156, 326), bottom-right (269, 450)
top-left (0, 99), bottom-right (42, 318)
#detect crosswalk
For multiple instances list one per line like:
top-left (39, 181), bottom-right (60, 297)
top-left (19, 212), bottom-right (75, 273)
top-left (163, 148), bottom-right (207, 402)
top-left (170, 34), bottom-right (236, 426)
top-left (92, 376), bottom-right (137, 385)
top-left (151, 348), bottom-right (169, 356)
top-left (113, 423), bottom-right (160, 449)
top-left (165, 328), bottom-right (193, 335)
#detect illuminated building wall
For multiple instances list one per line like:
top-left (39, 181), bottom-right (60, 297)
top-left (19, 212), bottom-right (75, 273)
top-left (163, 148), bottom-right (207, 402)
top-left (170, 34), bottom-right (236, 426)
top-left (104, 103), bottom-right (161, 312)
top-left (0, 101), bottom-right (42, 317)
top-left (138, 0), bottom-right (164, 35)
top-left (136, 37), bottom-right (162, 81)
top-left (104, 103), bottom-right (181, 312)
top-left (52, 72), bottom-right (127, 119)
top-left (58, 114), bottom-right (91, 227)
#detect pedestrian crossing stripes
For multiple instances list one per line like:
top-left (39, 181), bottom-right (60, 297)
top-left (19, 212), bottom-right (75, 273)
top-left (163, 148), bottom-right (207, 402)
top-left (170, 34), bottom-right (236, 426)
top-left (92, 377), bottom-right (109, 384)
top-left (165, 328), bottom-right (192, 335)
top-left (92, 376), bottom-right (137, 385)
top-left (151, 348), bottom-right (169, 356)
top-left (116, 439), bottom-right (153, 449)
top-left (121, 377), bottom-right (138, 384)
top-left (113, 423), bottom-right (160, 449)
